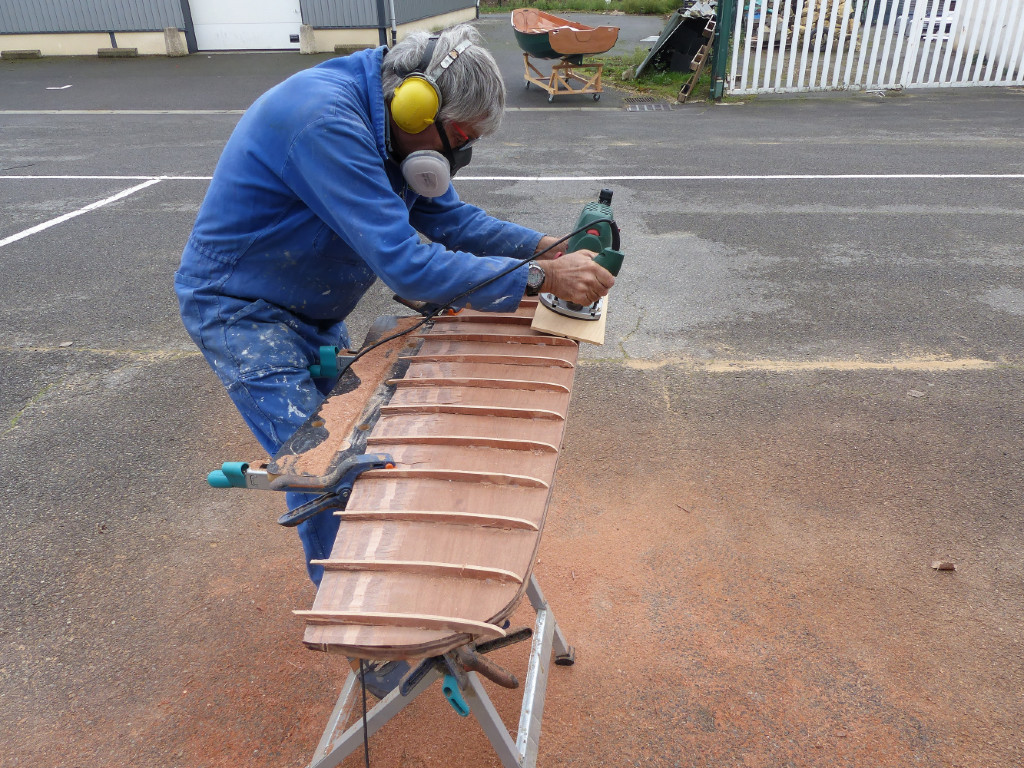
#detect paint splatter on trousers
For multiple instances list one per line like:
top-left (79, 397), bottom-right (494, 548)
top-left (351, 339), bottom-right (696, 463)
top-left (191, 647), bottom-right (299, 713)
top-left (176, 276), bottom-right (350, 586)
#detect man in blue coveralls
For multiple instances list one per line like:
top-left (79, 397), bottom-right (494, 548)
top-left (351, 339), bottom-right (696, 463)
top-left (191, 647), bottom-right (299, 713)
top-left (175, 24), bottom-right (614, 588)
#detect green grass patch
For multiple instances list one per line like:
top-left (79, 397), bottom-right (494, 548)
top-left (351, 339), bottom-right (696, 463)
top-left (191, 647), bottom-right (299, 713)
top-left (596, 45), bottom-right (714, 102)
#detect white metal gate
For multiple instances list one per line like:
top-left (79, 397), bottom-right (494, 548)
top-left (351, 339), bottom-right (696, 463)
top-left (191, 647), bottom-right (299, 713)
top-left (727, 0), bottom-right (1024, 94)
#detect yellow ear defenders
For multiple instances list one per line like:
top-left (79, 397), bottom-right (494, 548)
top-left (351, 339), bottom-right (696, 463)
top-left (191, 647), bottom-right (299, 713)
top-left (390, 38), bottom-right (472, 134)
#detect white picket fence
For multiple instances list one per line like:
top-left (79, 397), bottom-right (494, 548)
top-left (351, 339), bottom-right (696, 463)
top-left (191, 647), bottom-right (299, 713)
top-left (727, 0), bottom-right (1024, 94)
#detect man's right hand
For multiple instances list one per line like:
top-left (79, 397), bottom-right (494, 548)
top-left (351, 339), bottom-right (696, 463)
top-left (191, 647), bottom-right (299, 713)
top-left (539, 250), bottom-right (615, 306)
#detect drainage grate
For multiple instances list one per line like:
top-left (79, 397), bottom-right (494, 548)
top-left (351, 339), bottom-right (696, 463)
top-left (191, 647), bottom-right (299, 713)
top-left (625, 102), bottom-right (675, 112)
top-left (623, 96), bottom-right (658, 104)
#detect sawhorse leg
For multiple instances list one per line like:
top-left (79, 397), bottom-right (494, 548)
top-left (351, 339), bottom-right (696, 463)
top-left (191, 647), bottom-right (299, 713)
top-left (306, 575), bottom-right (573, 768)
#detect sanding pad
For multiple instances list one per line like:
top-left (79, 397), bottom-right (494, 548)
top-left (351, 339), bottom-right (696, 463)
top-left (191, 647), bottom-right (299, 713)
top-left (531, 296), bottom-right (608, 345)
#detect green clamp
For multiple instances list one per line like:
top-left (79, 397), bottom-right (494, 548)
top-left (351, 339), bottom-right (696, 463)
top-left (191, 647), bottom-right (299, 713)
top-left (442, 673), bottom-right (470, 717)
top-left (207, 461), bottom-right (249, 488)
top-left (308, 345), bottom-right (339, 379)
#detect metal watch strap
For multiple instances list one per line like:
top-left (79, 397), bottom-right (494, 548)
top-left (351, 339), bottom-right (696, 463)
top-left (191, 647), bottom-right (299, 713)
top-left (525, 261), bottom-right (545, 295)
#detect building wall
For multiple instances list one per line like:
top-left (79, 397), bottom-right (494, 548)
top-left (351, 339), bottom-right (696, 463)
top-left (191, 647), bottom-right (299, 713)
top-left (0, 0), bottom-right (183, 33)
top-left (300, 0), bottom-right (476, 28)
top-left (305, 7), bottom-right (478, 53)
top-left (0, 0), bottom-right (478, 56)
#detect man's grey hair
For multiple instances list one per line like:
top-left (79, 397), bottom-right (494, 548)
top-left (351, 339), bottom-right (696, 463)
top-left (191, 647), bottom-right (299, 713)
top-left (382, 24), bottom-right (506, 137)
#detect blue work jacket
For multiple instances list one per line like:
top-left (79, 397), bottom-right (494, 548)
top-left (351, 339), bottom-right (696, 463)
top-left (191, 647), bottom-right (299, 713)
top-left (176, 47), bottom-right (538, 323)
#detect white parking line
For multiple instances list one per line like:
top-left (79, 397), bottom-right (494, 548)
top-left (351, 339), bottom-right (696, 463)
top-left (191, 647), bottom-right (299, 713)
top-left (0, 178), bottom-right (164, 249)
top-left (1, 172), bottom-right (1020, 248)
top-left (3, 173), bottom-right (1024, 182)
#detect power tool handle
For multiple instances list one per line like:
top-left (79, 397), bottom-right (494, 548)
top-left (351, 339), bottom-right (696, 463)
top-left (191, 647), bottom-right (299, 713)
top-left (593, 248), bottom-right (623, 277)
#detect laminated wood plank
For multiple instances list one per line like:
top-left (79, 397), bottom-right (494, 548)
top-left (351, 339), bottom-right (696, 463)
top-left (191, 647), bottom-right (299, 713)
top-left (421, 320), bottom-right (559, 337)
top-left (295, 301), bottom-right (579, 659)
top-left (379, 403), bottom-right (563, 420)
top-left (365, 435), bottom-right (557, 453)
top-left (402, 361), bottom-right (573, 388)
top-left (358, 468), bottom-right (548, 488)
top-left (335, 509), bottom-right (540, 531)
top-left (371, 411), bottom-right (566, 446)
top-left (416, 339), bottom-right (577, 363)
top-left (389, 377), bottom-right (569, 393)
top-left (268, 317), bottom-right (422, 486)
top-left (432, 313), bottom-right (534, 325)
top-left (387, 385), bottom-right (570, 412)
top-left (295, 610), bottom-right (507, 639)
top-left (414, 331), bottom-right (576, 346)
top-left (364, 443), bottom-right (558, 480)
top-left (311, 559), bottom-right (524, 584)
top-left (405, 352), bottom-right (574, 368)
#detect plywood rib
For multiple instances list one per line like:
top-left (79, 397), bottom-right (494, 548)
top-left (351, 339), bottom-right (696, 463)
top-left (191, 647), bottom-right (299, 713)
top-left (414, 331), bottom-right (576, 346)
top-left (297, 303), bottom-right (579, 659)
top-left (311, 559), bottom-right (524, 584)
top-left (336, 509), bottom-right (540, 531)
top-left (358, 468), bottom-right (548, 489)
top-left (295, 610), bottom-right (507, 639)
top-left (432, 313), bottom-right (533, 326)
top-left (403, 353), bottom-right (574, 368)
top-left (365, 435), bottom-right (558, 453)
top-left (388, 377), bottom-right (569, 393)
top-left (379, 403), bottom-right (564, 420)
top-left (416, 339), bottom-right (577, 363)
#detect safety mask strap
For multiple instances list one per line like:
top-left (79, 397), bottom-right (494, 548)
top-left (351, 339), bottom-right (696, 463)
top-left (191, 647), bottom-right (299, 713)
top-left (435, 121), bottom-right (474, 177)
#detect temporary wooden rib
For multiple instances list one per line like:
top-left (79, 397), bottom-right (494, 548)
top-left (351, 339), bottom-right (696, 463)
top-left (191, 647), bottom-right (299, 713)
top-left (283, 302), bottom-right (579, 660)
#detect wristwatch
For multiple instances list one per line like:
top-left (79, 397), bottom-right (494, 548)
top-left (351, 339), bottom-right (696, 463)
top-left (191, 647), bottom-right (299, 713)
top-left (525, 260), bottom-right (546, 295)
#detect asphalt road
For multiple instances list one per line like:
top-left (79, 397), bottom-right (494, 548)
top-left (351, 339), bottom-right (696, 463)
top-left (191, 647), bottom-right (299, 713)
top-left (2, 12), bottom-right (1023, 768)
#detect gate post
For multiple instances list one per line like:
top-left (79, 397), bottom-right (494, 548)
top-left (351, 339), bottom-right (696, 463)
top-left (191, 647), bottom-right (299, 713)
top-left (710, 0), bottom-right (737, 99)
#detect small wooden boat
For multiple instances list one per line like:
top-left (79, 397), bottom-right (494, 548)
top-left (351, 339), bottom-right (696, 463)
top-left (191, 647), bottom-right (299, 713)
top-left (511, 8), bottom-right (619, 102)
top-left (511, 8), bottom-right (619, 60)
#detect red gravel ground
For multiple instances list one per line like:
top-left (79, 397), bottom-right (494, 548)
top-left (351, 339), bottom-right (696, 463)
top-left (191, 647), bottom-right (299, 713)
top-left (8, 362), bottom-right (1022, 768)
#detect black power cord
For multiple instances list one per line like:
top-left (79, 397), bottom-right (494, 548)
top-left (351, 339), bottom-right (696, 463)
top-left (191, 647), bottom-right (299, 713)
top-left (359, 659), bottom-right (370, 768)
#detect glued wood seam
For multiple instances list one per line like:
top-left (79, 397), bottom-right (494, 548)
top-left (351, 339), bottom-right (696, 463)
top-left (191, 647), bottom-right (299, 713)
top-left (412, 332), bottom-right (576, 346)
top-left (358, 468), bottom-right (548, 488)
top-left (335, 509), bottom-right (540, 530)
top-left (294, 610), bottom-right (508, 639)
top-left (379, 403), bottom-right (564, 420)
top-left (365, 434), bottom-right (557, 452)
top-left (400, 354), bottom-right (574, 368)
top-left (432, 314), bottom-right (533, 325)
top-left (309, 558), bottom-right (524, 584)
top-left (387, 377), bottom-right (569, 393)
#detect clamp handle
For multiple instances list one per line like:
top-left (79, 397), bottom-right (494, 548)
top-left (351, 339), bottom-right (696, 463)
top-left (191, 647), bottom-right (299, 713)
top-left (277, 453), bottom-right (394, 527)
top-left (207, 461), bottom-right (249, 488)
top-left (309, 346), bottom-right (356, 379)
top-left (442, 674), bottom-right (470, 717)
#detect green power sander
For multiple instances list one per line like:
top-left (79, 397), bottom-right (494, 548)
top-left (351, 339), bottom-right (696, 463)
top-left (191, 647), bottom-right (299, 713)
top-left (539, 188), bottom-right (624, 320)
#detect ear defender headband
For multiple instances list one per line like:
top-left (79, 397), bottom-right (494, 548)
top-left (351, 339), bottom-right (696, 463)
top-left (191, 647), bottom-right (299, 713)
top-left (390, 38), bottom-right (473, 134)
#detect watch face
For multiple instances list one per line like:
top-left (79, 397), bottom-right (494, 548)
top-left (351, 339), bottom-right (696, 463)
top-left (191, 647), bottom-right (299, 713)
top-left (528, 262), bottom-right (545, 290)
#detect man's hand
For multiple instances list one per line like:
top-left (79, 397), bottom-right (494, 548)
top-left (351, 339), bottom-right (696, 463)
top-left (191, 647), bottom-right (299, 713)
top-left (539, 250), bottom-right (614, 306)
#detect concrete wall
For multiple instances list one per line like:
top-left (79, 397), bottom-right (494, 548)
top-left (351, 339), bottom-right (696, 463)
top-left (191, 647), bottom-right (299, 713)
top-left (301, 6), bottom-right (477, 54)
top-left (0, 29), bottom-right (187, 56)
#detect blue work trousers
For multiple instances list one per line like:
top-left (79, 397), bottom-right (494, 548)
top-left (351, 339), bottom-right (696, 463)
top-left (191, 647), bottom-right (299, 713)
top-left (176, 273), bottom-right (351, 586)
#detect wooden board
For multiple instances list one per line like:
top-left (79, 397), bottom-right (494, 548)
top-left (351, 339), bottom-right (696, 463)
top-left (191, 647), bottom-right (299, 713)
top-left (531, 296), bottom-right (608, 345)
top-left (269, 316), bottom-right (423, 489)
top-left (294, 301), bottom-right (580, 660)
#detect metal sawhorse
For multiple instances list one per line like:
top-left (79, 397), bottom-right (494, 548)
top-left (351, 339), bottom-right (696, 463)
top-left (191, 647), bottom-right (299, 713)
top-left (307, 576), bottom-right (574, 768)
